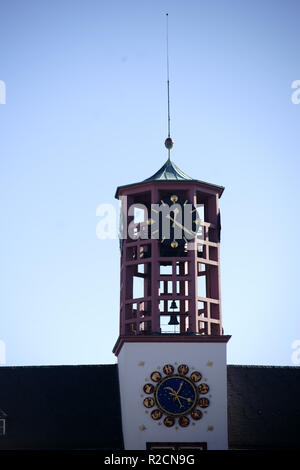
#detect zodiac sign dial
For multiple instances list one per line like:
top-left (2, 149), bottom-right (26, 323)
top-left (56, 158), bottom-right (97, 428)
top-left (142, 364), bottom-right (210, 427)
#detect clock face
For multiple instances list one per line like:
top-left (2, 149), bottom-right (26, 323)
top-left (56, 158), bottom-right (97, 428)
top-left (149, 194), bottom-right (199, 250)
top-left (154, 375), bottom-right (197, 416)
top-left (143, 364), bottom-right (210, 427)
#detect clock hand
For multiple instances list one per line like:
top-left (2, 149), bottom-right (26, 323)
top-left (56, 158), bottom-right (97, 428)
top-left (174, 395), bottom-right (192, 403)
top-left (166, 215), bottom-right (195, 237)
top-left (165, 386), bottom-right (184, 408)
top-left (175, 397), bottom-right (184, 408)
top-left (171, 208), bottom-right (180, 227)
top-left (168, 392), bottom-right (193, 403)
top-left (173, 219), bottom-right (194, 237)
top-left (165, 382), bottom-right (183, 397)
top-left (165, 383), bottom-right (192, 408)
top-left (176, 381), bottom-right (184, 395)
top-left (168, 392), bottom-right (184, 408)
top-left (165, 386), bottom-right (177, 394)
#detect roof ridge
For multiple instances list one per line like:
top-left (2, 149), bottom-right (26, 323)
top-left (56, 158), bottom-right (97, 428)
top-left (0, 363), bottom-right (117, 369)
top-left (227, 364), bottom-right (300, 369)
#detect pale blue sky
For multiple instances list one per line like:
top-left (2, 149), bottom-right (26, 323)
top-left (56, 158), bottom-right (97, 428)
top-left (0, 0), bottom-right (299, 366)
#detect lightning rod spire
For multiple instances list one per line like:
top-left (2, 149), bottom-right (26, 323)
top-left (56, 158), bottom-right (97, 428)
top-left (164, 13), bottom-right (174, 160)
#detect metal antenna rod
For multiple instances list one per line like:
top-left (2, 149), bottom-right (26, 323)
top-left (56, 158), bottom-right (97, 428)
top-left (164, 13), bottom-right (174, 160)
top-left (166, 13), bottom-right (170, 139)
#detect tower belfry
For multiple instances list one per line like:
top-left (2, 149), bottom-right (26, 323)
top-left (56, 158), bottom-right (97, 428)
top-left (114, 160), bottom-right (225, 342)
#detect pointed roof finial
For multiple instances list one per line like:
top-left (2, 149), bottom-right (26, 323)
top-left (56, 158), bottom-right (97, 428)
top-left (164, 13), bottom-right (173, 160)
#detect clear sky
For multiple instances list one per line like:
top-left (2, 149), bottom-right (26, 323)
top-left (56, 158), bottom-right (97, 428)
top-left (0, 0), bottom-right (299, 367)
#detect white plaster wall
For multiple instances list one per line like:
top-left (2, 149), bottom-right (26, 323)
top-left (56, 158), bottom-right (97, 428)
top-left (118, 342), bottom-right (228, 450)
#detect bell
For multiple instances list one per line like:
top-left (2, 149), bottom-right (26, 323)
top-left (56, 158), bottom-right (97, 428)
top-left (168, 299), bottom-right (179, 327)
top-left (168, 314), bottom-right (179, 326)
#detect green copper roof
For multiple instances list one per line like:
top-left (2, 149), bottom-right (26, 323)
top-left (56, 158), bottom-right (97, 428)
top-left (115, 158), bottom-right (224, 198)
top-left (143, 158), bottom-right (193, 182)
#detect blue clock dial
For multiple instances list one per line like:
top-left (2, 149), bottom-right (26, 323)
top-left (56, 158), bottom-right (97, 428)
top-left (154, 375), bottom-right (198, 416)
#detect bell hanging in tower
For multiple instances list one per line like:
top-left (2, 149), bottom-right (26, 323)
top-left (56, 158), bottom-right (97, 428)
top-left (168, 300), bottom-right (179, 325)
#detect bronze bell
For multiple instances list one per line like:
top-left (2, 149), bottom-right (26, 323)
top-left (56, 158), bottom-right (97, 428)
top-left (168, 300), bottom-right (179, 325)
top-left (168, 314), bottom-right (179, 326)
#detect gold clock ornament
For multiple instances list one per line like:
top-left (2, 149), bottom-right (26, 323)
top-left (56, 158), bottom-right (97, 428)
top-left (149, 195), bottom-right (200, 251)
top-left (142, 363), bottom-right (210, 427)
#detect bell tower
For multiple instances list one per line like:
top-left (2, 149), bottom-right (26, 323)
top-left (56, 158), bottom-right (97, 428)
top-left (114, 15), bottom-right (229, 450)
top-left (113, 153), bottom-right (231, 450)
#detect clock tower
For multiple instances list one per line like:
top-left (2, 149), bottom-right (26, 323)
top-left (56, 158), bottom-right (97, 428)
top-left (113, 148), bottom-right (230, 450)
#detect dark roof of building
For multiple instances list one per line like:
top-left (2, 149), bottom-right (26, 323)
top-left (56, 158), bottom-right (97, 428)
top-left (227, 365), bottom-right (300, 450)
top-left (0, 364), bottom-right (299, 450)
top-left (115, 159), bottom-right (225, 198)
top-left (0, 364), bottom-right (123, 450)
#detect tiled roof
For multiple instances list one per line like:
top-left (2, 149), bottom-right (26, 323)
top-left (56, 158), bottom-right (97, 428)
top-left (0, 364), bottom-right (123, 450)
top-left (227, 365), bottom-right (300, 450)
